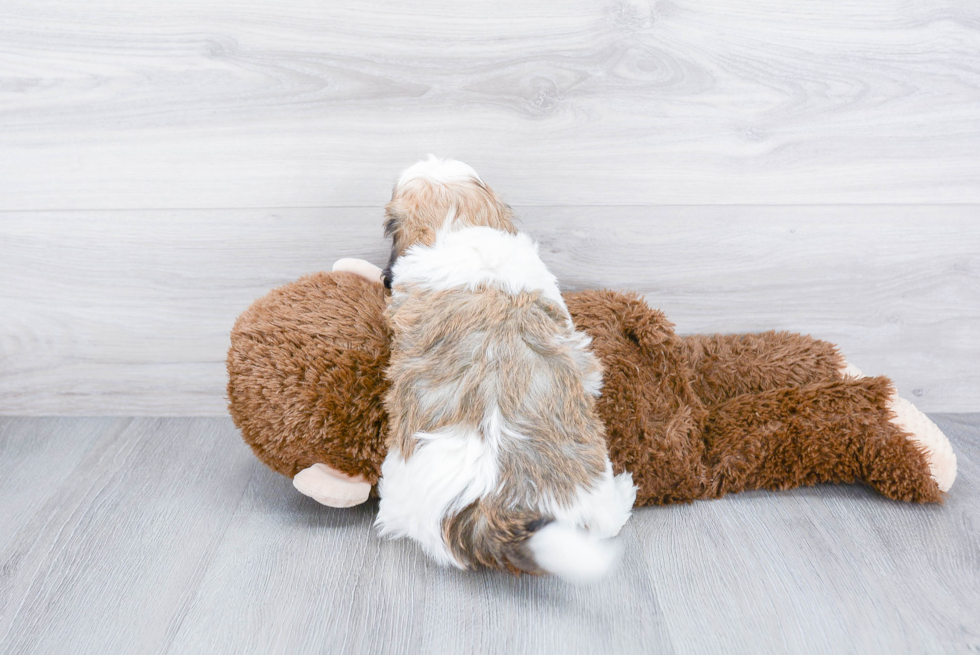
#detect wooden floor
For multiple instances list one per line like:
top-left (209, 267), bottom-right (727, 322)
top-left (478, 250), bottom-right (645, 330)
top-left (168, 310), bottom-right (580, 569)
top-left (0, 415), bottom-right (977, 654)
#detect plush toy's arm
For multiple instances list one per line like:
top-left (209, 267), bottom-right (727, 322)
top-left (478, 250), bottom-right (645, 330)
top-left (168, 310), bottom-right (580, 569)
top-left (333, 258), bottom-right (384, 285)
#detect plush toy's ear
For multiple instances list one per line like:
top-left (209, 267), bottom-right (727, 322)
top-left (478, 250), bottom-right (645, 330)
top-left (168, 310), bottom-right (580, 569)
top-left (331, 258), bottom-right (385, 285)
top-left (293, 463), bottom-right (373, 508)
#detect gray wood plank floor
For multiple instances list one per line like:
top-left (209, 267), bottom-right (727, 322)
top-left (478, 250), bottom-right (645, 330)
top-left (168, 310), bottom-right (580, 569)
top-left (1, 416), bottom-right (977, 655)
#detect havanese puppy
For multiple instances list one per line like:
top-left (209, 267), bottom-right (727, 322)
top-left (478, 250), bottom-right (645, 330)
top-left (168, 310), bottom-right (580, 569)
top-left (375, 156), bottom-right (636, 580)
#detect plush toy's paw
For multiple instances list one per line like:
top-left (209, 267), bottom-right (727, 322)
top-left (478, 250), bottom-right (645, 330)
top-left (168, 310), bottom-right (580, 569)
top-left (887, 394), bottom-right (957, 492)
top-left (293, 463), bottom-right (372, 508)
top-left (840, 359), bottom-right (956, 494)
top-left (332, 258), bottom-right (384, 285)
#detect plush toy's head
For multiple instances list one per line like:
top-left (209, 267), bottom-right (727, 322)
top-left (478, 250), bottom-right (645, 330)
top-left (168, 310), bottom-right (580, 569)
top-left (227, 271), bottom-right (391, 486)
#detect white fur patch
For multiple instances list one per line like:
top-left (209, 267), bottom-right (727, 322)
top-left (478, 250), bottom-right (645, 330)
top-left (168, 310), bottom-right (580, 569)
top-left (541, 461), bottom-right (636, 539)
top-left (376, 424), bottom-right (501, 567)
top-left (391, 225), bottom-right (567, 311)
top-left (397, 154), bottom-right (482, 188)
top-left (528, 523), bottom-right (622, 583)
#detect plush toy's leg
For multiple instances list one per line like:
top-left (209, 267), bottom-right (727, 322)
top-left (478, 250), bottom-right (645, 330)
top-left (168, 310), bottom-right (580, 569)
top-left (701, 376), bottom-right (955, 503)
top-left (834, 363), bottom-right (956, 491)
top-left (888, 395), bottom-right (957, 491)
top-left (680, 331), bottom-right (847, 407)
top-left (293, 463), bottom-right (372, 508)
top-left (332, 258), bottom-right (384, 285)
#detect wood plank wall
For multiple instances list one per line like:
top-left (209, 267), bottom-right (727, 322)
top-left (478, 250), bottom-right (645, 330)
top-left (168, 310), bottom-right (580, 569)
top-left (1, 0), bottom-right (978, 414)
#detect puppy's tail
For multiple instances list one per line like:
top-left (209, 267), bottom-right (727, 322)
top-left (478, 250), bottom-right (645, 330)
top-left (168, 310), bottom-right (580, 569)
top-left (444, 503), bottom-right (621, 582)
top-left (527, 522), bottom-right (622, 582)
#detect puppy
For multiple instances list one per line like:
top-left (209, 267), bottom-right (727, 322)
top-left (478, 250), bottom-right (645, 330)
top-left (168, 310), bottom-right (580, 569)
top-left (376, 156), bottom-right (636, 580)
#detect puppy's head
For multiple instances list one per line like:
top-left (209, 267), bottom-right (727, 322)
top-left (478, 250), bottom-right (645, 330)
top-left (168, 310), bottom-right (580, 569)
top-left (382, 155), bottom-right (516, 288)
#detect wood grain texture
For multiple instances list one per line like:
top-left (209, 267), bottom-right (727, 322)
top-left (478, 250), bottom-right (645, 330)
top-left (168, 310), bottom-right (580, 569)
top-left (1, 206), bottom-right (977, 415)
top-left (165, 467), bottom-right (672, 655)
top-left (633, 412), bottom-right (980, 654)
top-left (0, 418), bottom-right (257, 655)
top-left (0, 416), bottom-right (977, 654)
top-left (0, 418), bottom-right (117, 553)
top-left (1, 0), bottom-right (978, 209)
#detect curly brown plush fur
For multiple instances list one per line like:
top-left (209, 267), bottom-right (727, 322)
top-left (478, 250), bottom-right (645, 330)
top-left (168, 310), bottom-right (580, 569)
top-left (227, 272), bottom-right (391, 486)
top-left (228, 271), bottom-right (942, 507)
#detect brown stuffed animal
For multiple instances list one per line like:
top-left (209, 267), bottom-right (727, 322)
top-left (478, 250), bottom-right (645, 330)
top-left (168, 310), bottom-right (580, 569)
top-left (227, 265), bottom-right (956, 514)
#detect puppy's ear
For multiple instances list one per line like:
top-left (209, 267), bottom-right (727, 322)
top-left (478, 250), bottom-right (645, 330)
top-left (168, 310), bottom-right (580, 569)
top-left (461, 181), bottom-right (517, 235)
top-left (382, 261), bottom-right (394, 289)
top-left (382, 204), bottom-right (402, 289)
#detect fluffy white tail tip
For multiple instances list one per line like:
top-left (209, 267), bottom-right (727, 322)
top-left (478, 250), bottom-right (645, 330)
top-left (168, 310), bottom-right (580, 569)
top-left (528, 523), bottom-right (622, 583)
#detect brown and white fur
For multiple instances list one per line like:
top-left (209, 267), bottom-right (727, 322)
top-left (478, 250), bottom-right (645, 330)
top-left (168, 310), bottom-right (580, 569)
top-left (375, 156), bottom-right (636, 580)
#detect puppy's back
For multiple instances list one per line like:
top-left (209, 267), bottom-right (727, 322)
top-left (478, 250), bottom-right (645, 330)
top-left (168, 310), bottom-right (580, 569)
top-left (378, 226), bottom-right (634, 579)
